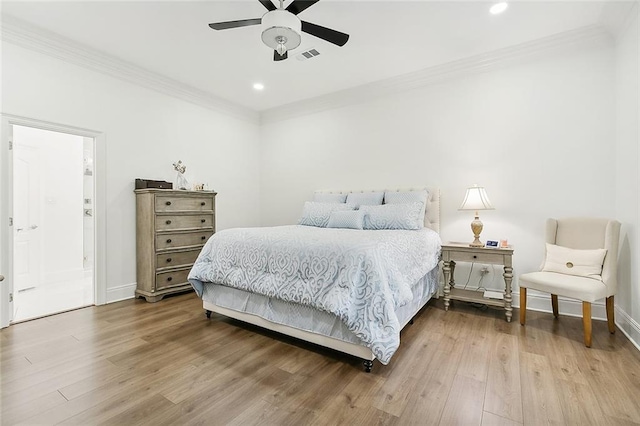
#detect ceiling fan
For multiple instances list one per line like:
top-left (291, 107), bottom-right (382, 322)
top-left (208, 0), bottom-right (349, 62)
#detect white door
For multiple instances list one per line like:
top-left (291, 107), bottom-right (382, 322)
top-left (13, 144), bottom-right (43, 292)
top-left (1, 117), bottom-right (105, 328)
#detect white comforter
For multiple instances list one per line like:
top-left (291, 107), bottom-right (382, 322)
top-left (188, 225), bottom-right (441, 364)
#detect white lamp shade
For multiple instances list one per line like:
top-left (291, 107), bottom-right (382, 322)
top-left (459, 185), bottom-right (494, 211)
top-left (261, 10), bottom-right (302, 51)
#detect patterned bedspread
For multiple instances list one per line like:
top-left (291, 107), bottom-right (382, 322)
top-left (188, 225), bottom-right (441, 364)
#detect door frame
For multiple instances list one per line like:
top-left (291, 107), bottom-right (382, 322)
top-left (1, 114), bottom-right (107, 328)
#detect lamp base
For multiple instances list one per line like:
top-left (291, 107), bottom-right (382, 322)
top-left (469, 214), bottom-right (484, 248)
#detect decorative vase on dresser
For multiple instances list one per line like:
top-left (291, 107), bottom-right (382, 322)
top-left (134, 189), bottom-right (216, 302)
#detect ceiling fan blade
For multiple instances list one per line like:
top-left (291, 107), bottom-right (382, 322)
top-left (208, 18), bottom-right (262, 30)
top-left (274, 50), bottom-right (288, 61)
top-left (286, 0), bottom-right (320, 15)
top-left (258, 0), bottom-right (277, 11)
top-left (301, 21), bottom-right (349, 46)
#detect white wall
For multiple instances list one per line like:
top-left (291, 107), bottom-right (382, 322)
top-left (261, 39), bottom-right (617, 305)
top-left (2, 43), bottom-right (262, 302)
top-left (615, 8), bottom-right (640, 347)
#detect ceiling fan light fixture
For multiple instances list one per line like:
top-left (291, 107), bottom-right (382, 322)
top-left (261, 9), bottom-right (302, 52)
top-left (275, 37), bottom-right (288, 55)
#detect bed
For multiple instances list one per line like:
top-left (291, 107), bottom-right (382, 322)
top-left (188, 188), bottom-right (441, 372)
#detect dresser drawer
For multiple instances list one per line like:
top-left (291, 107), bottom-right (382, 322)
top-left (156, 249), bottom-right (201, 269)
top-left (156, 195), bottom-right (213, 212)
top-left (156, 214), bottom-right (213, 231)
top-left (156, 268), bottom-right (191, 291)
top-left (156, 231), bottom-right (213, 250)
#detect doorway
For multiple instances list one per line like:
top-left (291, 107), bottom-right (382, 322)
top-left (12, 125), bottom-right (94, 321)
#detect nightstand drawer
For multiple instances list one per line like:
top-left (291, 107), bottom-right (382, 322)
top-left (156, 268), bottom-right (191, 291)
top-left (155, 195), bottom-right (213, 212)
top-left (447, 250), bottom-right (505, 265)
top-left (156, 249), bottom-right (201, 269)
top-left (156, 214), bottom-right (213, 231)
top-left (156, 231), bottom-right (213, 250)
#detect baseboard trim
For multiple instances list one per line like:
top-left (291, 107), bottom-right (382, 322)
top-left (514, 290), bottom-right (640, 351)
top-left (514, 290), bottom-right (607, 320)
top-left (106, 282), bottom-right (136, 303)
top-left (615, 306), bottom-right (640, 352)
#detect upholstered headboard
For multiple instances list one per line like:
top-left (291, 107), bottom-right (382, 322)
top-left (314, 187), bottom-right (441, 233)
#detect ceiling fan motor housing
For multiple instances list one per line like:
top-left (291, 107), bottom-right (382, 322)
top-left (261, 9), bottom-right (302, 51)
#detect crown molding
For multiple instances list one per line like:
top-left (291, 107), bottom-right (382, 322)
top-left (1, 15), bottom-right (260, 124)
top-left (600, 1), bottom-right (639, 40)
top-left (260, 24), bottom-right (613, 124)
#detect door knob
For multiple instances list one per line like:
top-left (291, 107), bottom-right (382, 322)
top-left (30, 225), bottom-right (38, 230)
top-left (0, 275), bottom-right (4, 282)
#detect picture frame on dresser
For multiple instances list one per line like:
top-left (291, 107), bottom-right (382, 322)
top-left (134, 189), bottom-right (216, 302)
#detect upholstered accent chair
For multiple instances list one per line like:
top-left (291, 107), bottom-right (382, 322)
top-left (519, 217), bottom-right (621, 347)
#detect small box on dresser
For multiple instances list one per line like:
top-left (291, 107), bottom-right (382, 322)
top-left (135, 189), bottom-right (216, 302)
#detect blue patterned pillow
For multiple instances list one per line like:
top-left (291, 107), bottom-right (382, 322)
top-left (384, 190), bottom-right (428, 222)
top-left (327, 210), bottom-right (364, 230)
top-left (360, 202), bottom-right (424, 230)
top-left (346, 191), bottom-right (384, 208)
top-left (298, 202), bottom-right (354, 227)
top-left (313, 192), bottom-right (348, 203)
top-left (384, 190), bottom-right (429, 205)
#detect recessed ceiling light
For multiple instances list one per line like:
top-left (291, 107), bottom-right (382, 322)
top-left (253, 83), bottom-right (264, 91)
top-left (490, 2), bottom-right (508, 15)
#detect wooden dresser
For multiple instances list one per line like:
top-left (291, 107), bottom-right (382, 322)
top-left (135, 189), bottom-right (216, 302)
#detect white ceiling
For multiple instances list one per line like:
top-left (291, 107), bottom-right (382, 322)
top-left (1, 1), bottom-right (622, 112)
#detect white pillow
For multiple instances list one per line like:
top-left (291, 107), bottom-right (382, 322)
top-left (346, 192), bottom-right (384, 208)
top-left (359, 202), bottom-right (424, 230)
top-left (327, 210), bottom-right (364, 230)
top-left (313, 192), bottom-right (347, 203)
top-left (298, 202), bottom-right (354, 228)
top-left (542, 243), bottom-right (607, 279)
top-left (384, 190), bottom-right (428, 223)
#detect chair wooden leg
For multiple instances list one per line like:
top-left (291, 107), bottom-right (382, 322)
top-left (606, 296), bottom-right (616, 334)
top-left (520, 288), bottom-right (527, 325)
top-left (583, 302), bottom-right (592, 348)
top-left (551, 294), bottom-right (559, 318)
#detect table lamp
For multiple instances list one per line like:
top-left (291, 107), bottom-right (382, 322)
top-left (459, 184), bottom-right (494, 247)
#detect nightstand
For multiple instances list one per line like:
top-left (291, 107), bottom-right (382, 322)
top-left (441, 242), bottom-right (514, 322)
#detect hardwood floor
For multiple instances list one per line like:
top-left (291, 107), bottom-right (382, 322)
top-left (2, 292), bottom-right (640, 425)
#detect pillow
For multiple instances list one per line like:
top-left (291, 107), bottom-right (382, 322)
top-left (542, 243), bottom-right (607, 279)
top-left (359, 202), bottom-right (424, 230)
top-left (327, 210), bottom-right (364, 230)
top-left (384, 189), bottom-right (429, 205)
top-left (346, 191), bottom-right (384, 208)
top-left (298, 202), bottom-right (354, 228)
top-left (384, 190), bottom-right (428, 222)
top-left (313, 192), bottom-right (348, 203)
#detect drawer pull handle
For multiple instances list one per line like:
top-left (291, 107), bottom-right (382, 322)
top-left (166, 258), bottom-right (172, 263)
top-left (166, 220), bottom-right (172, 225)
top-left (201, 202), bottom-right (206, 206)
top-left (201, 236), bottom-right (206, 240)
top-left (473, 255), bottom-right (477, 259)
top-left (201, 219), bottom-right (206, 223)
top-left (167, 277), bottom-right (173, 282)
top-left (166, 239), bottom-right (172, 243)
top-left (166, 201), bottom-right (172, 206)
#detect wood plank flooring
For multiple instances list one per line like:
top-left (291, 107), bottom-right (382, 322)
top-left (2, 292), bottom-right (640, 425)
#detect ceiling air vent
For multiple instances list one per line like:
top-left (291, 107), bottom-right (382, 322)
top-left (296, 48), bottom-right (321, 61)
